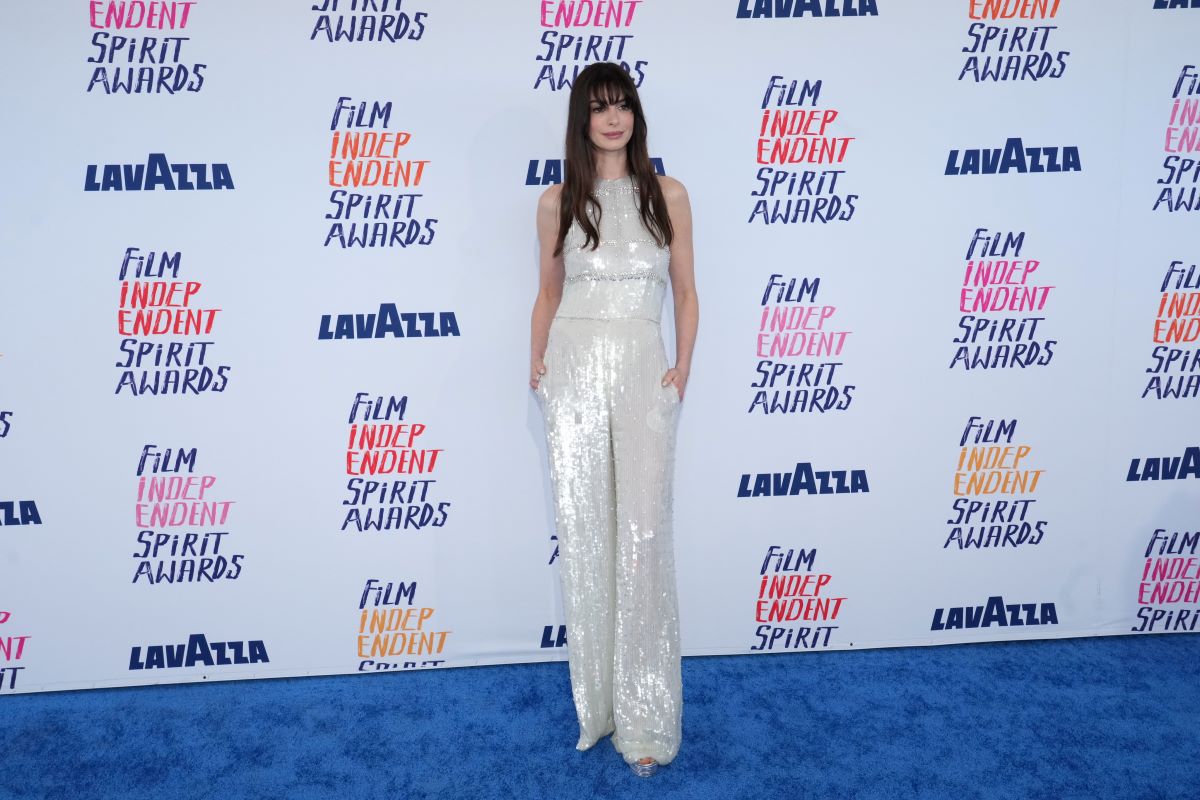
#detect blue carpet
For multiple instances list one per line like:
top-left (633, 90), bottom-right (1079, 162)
top-left (2, 634), bottom-right (1196, 800)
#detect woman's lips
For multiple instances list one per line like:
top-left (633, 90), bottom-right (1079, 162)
top-left (603, 131), bottom-right (625, 139)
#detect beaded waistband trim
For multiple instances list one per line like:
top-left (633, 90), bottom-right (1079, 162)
top-left (564, 271), bottom-right (667, 287)
top-left (553, 314), bottom-right (661, 324)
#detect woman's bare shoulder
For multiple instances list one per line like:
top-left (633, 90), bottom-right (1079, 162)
top-left (537, 183), bottom-right (564, 213)
top-left (655, 174), bottom-right (689, 203)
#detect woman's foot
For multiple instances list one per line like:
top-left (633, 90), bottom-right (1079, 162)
top-left (630, 757), bottom-right (659, 777)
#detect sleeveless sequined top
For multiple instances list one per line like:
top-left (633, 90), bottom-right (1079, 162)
top-left (555, 175), bottom-right (671, 324)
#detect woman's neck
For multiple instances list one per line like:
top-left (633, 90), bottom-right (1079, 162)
top-left (593, 151), bottom-right (630, 181)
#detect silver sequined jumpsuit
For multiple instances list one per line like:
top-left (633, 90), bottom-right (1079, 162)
top-left (535, 174), bottom-right (683, 766)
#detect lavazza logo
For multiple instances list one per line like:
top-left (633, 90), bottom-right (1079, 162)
top-left (318, 305), bottom-right (461, 340)
top-left (0, 501), bottom-right (42, 527)
top-left (85, 153), bottom-right (235, 191)
top-left (737, 460), bottom-right (869, 497)
top-left (931, 595), bottom-right (1059, 630)
top-left (945, 137), bottom-right (1080, 175)
top-left (128, 632), bottom-right (269, 670)
top-left (735, 0), bottom-right (880, 19)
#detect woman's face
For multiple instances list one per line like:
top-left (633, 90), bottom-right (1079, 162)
top-left (587, 92), bottom-right (634, 155)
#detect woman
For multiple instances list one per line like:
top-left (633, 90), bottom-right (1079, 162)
top-left (528, 62), bottom-right (698, 777)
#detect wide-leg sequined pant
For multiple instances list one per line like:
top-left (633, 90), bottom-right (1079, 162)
top-left (535, 316), bottom-right (683, 766)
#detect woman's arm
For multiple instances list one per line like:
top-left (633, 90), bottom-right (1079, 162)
top-left (530, 184), bottom-right (565, 390)
top-left (661, 176), bottom-right (698, 400)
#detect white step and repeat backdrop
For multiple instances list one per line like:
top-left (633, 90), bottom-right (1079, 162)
top-left (1, 1), bottom-right (1198, 694)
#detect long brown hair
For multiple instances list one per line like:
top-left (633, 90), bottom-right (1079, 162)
top-left (554, 63), bottom-right (673, 257)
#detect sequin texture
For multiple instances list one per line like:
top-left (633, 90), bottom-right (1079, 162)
top-left (536, 175), bottom-right (682, 766)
